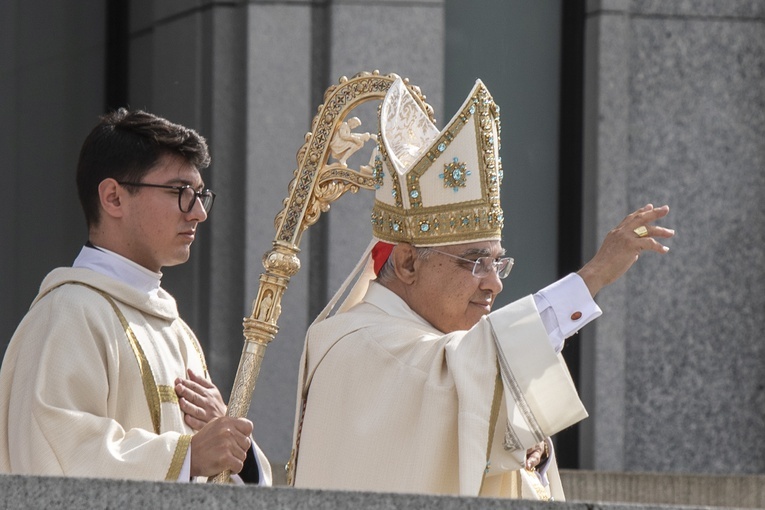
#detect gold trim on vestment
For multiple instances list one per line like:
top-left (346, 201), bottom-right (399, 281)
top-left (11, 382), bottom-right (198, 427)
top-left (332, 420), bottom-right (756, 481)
top-left (41, 282), bottom-right (213, 482)
top-left (479, 368), bottom-right (504, 494)
top-left (521, 468), bottom-right (552, 501)
top-left (165, 434), bottom-right (192, 481)
top-left (286, 398), bottom-right (308, 486)
top-left (158, 385), bottom-right (179, 404)
top-left (62, 283), bottom-right (163, 435)
top-left (96, 290), bottom-right (163, 435)
top-left (180, 321), bottom-right (209, 378)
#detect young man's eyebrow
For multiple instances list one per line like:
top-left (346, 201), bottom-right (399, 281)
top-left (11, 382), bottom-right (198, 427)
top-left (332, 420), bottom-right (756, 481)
top-left (163, 178), bottom-right (205, 190)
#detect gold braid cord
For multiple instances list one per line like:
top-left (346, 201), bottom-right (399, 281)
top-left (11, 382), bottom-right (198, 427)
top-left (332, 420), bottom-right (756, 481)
top-left (209, 71), bottom-right (433, 483)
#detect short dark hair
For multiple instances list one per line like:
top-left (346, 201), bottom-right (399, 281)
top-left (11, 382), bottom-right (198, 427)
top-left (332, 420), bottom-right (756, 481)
top-left (76, 108), bottom-right (211, 227)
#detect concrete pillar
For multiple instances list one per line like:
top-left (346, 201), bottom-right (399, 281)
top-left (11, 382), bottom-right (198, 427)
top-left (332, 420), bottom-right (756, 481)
top-left (580, 0), bottom-right (765, 473)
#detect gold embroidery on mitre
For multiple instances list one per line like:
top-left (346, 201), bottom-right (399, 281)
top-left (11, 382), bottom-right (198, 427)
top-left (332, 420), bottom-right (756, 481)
top-left (376, 134), bottom-right (404, 209)
top-left (441, 157), bottom-right (471, 191)
top-left (372, 78), bottom-right (504, 246)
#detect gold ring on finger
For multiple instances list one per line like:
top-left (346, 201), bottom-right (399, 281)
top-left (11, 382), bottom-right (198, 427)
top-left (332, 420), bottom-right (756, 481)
top-left (633, 226), bottom-right (649, 238)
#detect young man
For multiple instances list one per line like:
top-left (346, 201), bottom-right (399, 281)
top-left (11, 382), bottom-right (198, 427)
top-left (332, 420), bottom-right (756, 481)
top-left (0, 109), bottom-right (271, 484)
top-left (289, 78), bottom-right (673, 499)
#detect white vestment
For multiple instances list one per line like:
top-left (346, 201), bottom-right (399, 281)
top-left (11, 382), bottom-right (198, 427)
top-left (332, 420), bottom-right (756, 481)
top-left (292, 281), bottom-right (589, 499)
top-left (0, 265), bottom-right (271, 483)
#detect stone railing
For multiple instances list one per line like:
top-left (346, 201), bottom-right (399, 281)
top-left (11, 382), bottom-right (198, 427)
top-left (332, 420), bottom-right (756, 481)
top-left (560, 470), bottom-right (765, 509)
top-left (2, 470), bottom-right (764, 510)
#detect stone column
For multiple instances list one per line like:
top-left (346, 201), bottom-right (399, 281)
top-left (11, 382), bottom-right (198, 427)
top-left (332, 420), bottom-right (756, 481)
top-left (0, 0), bottom-right (105, 353)
top-left (243, 0), bottom-right (317, 468)
top-left (323, 1), bottom-right (445, 300)
top-left (581, 0), bottom-right (765, 473)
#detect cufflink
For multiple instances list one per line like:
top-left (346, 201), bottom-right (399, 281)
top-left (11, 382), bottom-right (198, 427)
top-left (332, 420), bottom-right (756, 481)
top-left (570, 311), bottom-right (582, 321)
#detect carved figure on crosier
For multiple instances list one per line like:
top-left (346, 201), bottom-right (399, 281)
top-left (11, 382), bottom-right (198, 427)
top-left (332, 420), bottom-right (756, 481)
top-left (330, 117), bottom-right (377, 167)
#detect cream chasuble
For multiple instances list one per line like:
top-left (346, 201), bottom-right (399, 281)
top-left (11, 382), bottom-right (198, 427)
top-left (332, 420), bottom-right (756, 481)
top-left (1, 267), bottom-right (220, 480)
top-left (292, 282), bottom-right (587, 499)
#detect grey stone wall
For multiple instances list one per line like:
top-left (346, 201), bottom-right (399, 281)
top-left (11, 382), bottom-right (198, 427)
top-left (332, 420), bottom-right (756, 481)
top-left (580, 0), bottom-right (765, 473)
top-left (0, 0), bottom-right (103, 359)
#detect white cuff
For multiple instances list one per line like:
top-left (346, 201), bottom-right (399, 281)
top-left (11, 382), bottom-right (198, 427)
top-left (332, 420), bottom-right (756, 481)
top-left (178, 449), bottom-right (191, 482)
top-left (533, 273), bottom-right (602, 352)
top-left (251, 442), bottom-right (268, 486)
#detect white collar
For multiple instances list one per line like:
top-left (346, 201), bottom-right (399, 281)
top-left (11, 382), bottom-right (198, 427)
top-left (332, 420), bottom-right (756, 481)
top-left (73, 244), bottom-right (163, 295)
top-left (363, 281), bottom-right (435, 330)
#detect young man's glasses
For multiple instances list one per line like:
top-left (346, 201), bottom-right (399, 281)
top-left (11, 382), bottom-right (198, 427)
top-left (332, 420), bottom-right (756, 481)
top-left (429, 248), bottom-right (514, 279)
top-left (118, 182), bottom-right (216, 214)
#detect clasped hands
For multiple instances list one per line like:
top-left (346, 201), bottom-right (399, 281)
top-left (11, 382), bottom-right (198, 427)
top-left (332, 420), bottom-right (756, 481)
top-left (525, 441), bottom-right (549, 472)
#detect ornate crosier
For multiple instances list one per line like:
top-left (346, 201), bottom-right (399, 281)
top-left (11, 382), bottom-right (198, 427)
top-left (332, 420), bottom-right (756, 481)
top-left (209, 71), bottom-right (433, 484)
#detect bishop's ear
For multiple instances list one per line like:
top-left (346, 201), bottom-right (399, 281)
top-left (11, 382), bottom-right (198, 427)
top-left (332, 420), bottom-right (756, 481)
top-left (391, 243), bottom-right (418, 285)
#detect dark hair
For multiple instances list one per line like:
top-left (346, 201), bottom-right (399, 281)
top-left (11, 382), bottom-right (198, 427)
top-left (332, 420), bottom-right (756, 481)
top-left (76, 108), bottom-right (211, 227)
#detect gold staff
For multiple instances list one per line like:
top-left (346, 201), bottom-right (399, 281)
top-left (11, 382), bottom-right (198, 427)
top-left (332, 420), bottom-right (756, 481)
top-left (210, 71), bottom-right (433, 483)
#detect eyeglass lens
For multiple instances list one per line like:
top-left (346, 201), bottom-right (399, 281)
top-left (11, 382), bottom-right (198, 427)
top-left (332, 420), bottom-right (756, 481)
top-left (180, 187), bottom-right (215, 213)
top-left (473, 257), bottom-right (514, 279)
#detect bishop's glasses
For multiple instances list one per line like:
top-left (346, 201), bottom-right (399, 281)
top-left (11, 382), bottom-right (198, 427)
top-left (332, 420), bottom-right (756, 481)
top-left (429, 248), bottom-right (514, 279)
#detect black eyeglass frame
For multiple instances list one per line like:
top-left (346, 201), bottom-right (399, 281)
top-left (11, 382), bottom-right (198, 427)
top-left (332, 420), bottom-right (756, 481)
top-left (428, 248), bottom-right (515, 279)
top-left (117, 181), bottom-right (216, 214)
